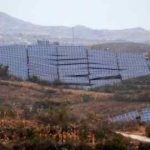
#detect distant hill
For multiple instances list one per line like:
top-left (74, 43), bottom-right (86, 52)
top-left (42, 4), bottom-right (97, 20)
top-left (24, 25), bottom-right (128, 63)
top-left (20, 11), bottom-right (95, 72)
top-left (91, 42), bottom-right (150, 53)
top-left (1, 12), bottom-right (150, 45)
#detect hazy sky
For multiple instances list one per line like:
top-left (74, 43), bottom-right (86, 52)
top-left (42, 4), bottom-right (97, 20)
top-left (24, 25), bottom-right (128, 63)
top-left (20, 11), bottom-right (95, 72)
top-left (0, 0), bottom-right (150, 29)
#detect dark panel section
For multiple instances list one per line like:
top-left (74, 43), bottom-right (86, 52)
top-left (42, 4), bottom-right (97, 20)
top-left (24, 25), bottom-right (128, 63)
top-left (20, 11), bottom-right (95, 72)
top-left (67, 74), bottom-right (88, 77)
top-left (59, 62), bottom-right (88, 66)
top-left (89, 67), bottom-right (125, 71)
top-left (90, 75), bottom-right (122, 80)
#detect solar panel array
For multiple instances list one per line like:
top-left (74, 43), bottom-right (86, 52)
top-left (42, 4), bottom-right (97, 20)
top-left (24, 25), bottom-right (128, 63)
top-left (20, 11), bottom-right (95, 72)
top-left (118, 53), bottom-right (150, 80)
top-left (111, 111), bottom-right (140, 122)
top-left (58, 46), bottom-right (90, 89)
top-left (147, 60), bottom-right (150, 69)
top-left (141, 108), bottom-right (150, 122)
top-left (0, 45), bottom-right (28, 79)
top-left (0, 44), bottom-right (150, 88)
top-left (28, 45), bottom-right (58, 82)
top-left (89, 50), bottom-right (121, 88)
top-left (112, 107), bottom-right (150, 123)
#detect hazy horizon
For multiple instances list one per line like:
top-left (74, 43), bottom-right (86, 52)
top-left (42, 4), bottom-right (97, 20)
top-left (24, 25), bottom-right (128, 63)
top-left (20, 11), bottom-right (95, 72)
top-left (0, 0), bottom-right (150, 30)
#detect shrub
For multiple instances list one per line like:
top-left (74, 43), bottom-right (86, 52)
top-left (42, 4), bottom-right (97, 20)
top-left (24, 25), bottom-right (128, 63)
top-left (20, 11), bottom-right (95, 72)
top-left (56, 104), bottom-right (70, 127)
top-left (146, 124), bottom-right (150, 137)
top-left (79, 121), bottom-right (89, 143)
top-left (82, 95), bottom-right (92, 103)
top-left (37, 103), bottom-right (70, 126)
top-left (6, 110), bottom-right (17, 118)
top-left (93, 121), bottom-right (112, 142)
top-left (52, 80), bottom-right (63, 86)
top-left (94, 128), bottom-right (108, 141)
top-left (97, 134), bottom-right (128, 150)
top-left (25, 128), bottom-right (38, 142)
top-left (29, 75), bottom-right (39, 82)
top-left (37, 140), bottom-right (57, 150)
top-left (13, 140), bottom-right (57, 150)
top-left (13, 144), bottom-right (23, 150)
top-left (0, 104), bottom-right (17, 119)
top-left (33, 100), bottom-right (61, 111)
top-left (138, 143), bottom-right (150, 150)
top-left (76, 143), bottom-right (94, 150)
top-left (95, 143), bottom-right (104, 150)
top-left (0, 144), bottom-right (9, 150)
top-left (21, 105), bottom-right (32, 119)
top-left (57, 142), bottom-right (74, 150)
top-left (136, 116), bottom-right (141, 122)
top-left (0, 64), bottom-right (9, 77)
top-left (23, 142), bottom-right (37, 150)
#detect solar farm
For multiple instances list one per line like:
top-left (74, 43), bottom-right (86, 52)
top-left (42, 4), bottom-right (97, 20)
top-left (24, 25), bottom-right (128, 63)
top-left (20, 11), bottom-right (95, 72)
top-left (0, 45), bottom-right (150, 148)
top-left (0, 44), bottom-right (150, 89)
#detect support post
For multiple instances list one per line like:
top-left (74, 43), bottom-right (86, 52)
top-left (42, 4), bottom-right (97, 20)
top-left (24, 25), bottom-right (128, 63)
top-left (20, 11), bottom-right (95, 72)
top-left (116, 52), bottom-right (122, 81)
top-left (56, 46), bottom-right (60, 81)
top-left (26, 47), bottom-right (30, 80)
top-left (86, 48), bottom-right (91, 86)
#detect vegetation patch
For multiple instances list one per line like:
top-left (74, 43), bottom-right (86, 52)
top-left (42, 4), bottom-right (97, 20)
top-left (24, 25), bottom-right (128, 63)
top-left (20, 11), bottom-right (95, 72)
top-left (0, 64), bottom-right (9, 78)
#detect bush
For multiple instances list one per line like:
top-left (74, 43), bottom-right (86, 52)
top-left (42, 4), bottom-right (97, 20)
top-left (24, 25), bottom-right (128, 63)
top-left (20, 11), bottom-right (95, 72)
top-left (37, 140), bottom-right (57, 150)
top-left (52, 80), bottom-right (63, 86)
top-left (0, 104), bottom-right (17, 119)
top-left (13, 140), bottom-right (57, 150)
top-left (0, 64), bottom-right (9, 77)
top-left (79, 121), bottom-right (89, 143)
top-left (95, 143), bottom-right (104, 150)
top-left (96, 134), bottom-right (128, 150)
top-left (21, 105), bottom-right (32, 119)
top-left (146, 125), bottom-right (150, 137)
top-left (37, 103), bottom-right (70, 126)
top-left (57, 142), bottom-right (74, 150)
top-left (33, 100), bottom-right (61, 111)
top-left (82, 95), bottom-right (92, 103)
top-left (0, 144), bottom-right (8, 150)
top-left (93, 121), bottom-right (112, 142)
top-left (23, 142), bottom-right (37, 150)
top-left (94, 128), bottom-right (108, 141)
top-left (76, 143), bottom-right (94, 150)
top-left (29, 75), bottom-right (39, 82)
top-left (25, 128), bottom-right (37, 141)
top-left (138, 143), bottom-right (150, 150)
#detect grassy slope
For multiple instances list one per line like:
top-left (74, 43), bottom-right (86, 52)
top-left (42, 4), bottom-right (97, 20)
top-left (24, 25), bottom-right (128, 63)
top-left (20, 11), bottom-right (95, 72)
top-left (0, 76), bottom-right (150, 148)
top-left (0, 76), bottom-right (150, 120)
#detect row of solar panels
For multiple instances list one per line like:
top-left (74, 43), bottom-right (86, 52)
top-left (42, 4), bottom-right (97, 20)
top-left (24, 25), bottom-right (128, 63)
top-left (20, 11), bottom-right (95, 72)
top-left (0, 45), bottom-right (28, 80)
top-left (111, 108), bottom-right (150, 122)
top-left (0, 45), bottom-right (150, 88)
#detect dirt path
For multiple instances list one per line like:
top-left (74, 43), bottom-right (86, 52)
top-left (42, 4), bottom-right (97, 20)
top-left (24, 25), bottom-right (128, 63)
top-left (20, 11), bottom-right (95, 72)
top-left (116, 131), bottom-right (150, 143)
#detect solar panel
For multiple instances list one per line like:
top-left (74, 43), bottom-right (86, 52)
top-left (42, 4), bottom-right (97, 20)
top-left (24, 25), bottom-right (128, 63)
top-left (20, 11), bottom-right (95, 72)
top-left (0, 45), bottom-right (150, 88)
top-left (112, 110), bottom-right (140, 122)
top-left (0, 45), bottom-right (28, 79)
top-left (28, 45), bottom-right (58, 82)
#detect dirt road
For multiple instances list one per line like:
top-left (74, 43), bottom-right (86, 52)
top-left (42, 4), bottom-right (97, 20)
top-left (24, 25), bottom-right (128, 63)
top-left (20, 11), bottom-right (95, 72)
top-left (116, 131), bottom-right (150, 143)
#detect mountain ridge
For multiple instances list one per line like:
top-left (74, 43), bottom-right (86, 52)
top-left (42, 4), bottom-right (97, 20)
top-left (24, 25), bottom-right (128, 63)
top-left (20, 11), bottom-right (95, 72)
top-left (0, 12), bottom-right (150, 45)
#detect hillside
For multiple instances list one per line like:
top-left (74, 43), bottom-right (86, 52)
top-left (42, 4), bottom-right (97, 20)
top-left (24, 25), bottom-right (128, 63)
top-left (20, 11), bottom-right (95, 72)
top-left (91, 42), bottom-right (150, 53)
top-left (93, 75), bottom-right (150, 98)
top-left (1, 12), bottom-right (150, 45)
top-left (0, 75), bottom-right (150, 149)
top-left (0, 74), bottom-right (150, 121)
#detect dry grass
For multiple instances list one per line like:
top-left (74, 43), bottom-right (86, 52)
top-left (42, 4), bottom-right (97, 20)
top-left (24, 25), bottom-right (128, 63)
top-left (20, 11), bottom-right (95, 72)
top-left (0, 79), bottom-right (150, 121)
top-left (0, 78), bottom-right (150, 149)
